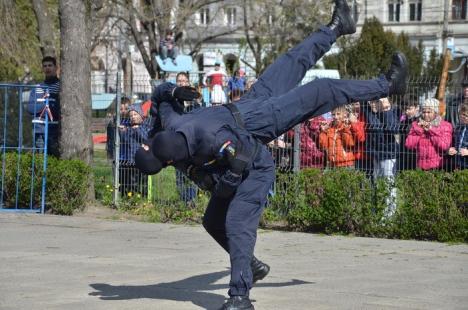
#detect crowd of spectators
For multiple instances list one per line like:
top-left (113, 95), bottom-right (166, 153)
top-left (27, 56), bottom-right (465, 206)
top-left (163, 70), bottom-right (467, 178)
top-left (268, 96), bottom-right (467, 172)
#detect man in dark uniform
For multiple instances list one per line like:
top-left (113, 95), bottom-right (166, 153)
top-left (136, 1), bottom-right (408, 309)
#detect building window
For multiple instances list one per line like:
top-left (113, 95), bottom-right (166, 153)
top-left (199, 8), bottom-right (210, 25)
top-left (409, 0), bottom-right (422, 21)
top-left (388, 0), bottom-right (401, 22)
top-left (225, 7), bottom-right (237, 26)
top-left (452, 0), bottom-right (467, 20)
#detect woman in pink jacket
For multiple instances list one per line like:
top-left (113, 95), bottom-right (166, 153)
top-left (405, 98), bottom-right (453, 170)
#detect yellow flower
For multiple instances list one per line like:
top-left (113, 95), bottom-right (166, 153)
top-left (127, 192), bottom-right (133, 197)
top-left (106, 185), bottom-right (110, 189)
top-left (137, 194), bottom-right (141, 198)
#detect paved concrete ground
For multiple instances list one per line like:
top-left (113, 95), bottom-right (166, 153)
top-left (0, 213), bottom-right (467, 310)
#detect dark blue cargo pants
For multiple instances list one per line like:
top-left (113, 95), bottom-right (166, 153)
top-left (203, 26), bottom-right (390, 297)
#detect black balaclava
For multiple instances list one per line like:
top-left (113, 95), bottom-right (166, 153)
top-left (151, 131), bottom-right (189, 164)
top-left (135, 146), bottom-right (163, 175)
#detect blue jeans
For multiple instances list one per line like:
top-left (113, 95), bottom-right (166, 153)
top-left (373, 158), bottom-right (397, 217)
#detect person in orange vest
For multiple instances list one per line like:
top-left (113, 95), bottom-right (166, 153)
top-left (319, 106), bottom-right (364, 168)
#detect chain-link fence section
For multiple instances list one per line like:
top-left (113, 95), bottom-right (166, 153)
top-left (0, 84), bottom-right (52, 213)
top-left (91, 73), bottom-right (467, 210)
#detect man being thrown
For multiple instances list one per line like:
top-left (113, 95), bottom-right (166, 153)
top-left (136, 0), bottom-right (408, 309)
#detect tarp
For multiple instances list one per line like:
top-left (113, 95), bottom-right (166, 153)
top-left (92, 93), bottom-right (116, 110)
top-left (301, 69), bottom-right (341, 85)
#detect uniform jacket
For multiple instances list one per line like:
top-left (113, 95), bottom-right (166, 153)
top-left (150, 82), bottom-right (275, 198)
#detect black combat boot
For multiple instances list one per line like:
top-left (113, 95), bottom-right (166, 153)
top-left (327, 0), bottom-right (358, 38)
top-left (251, 256), bottom-right (270, 283)
top-left (219, 296), bottom-right (254, 310)
top-left (385, 52), bottom-right (409, 96)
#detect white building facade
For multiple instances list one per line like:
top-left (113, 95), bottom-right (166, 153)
top-left (91, 0), bottom-right (468, 95)
top-left (356, 0), bottom-right (468, 54)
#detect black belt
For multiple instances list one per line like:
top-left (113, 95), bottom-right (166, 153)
top-left (224, 103), bottom-right (245, 129)
top-left (224, 103), bottom-right (261, 163)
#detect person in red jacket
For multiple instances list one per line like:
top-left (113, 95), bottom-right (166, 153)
top-left (287, 116), bottom-right (326, 168)
top-left (319, 106), bottom-right (365, 168)
top-left (405, 98), bottom-right (453, 170)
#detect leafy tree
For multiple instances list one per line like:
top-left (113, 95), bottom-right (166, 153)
top-left (241, 0), bottom-right (329, 76)
top-left (0, 0), bottom-right (44, 82)
top-left (97, 0), bottom-right (239, 79)
top-left (396, 33), bottom-right (424, 77)
top-left (423, 48), bottom-right (443, 78)
top-left (31, 0), bottom-right (59, 58)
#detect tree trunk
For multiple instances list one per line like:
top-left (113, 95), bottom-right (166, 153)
top-left (123, 55), bottom-right (132, 95)
top-left (32, 0), bottom-right (56, 58)
top-left (59, 0), bottom-right (94, 198)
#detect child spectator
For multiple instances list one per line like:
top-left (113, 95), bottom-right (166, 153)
top-left (405, 98), bottom-right (453, 170)
top-left (319, 106), bottom-right (364, 168)
top-left (302, 116), bottom-right (327, 168)
top-left (397, 97), bottom-right (420, 171)
top-left (447, 103), bottom-right (467, 170)
top-left (160, 31), bottom-right (178, 65)
top-left (294, 116), bottom-right (326, 168)
top-left (363, 97), bottom-right (399, 217)
top-left (119, 104), bottom-right (150, 197)
top-left (106, 96), bottom-right (131, 160)
top-left (228, 69), bottom-right (246, 102)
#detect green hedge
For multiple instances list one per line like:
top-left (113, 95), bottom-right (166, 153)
top-left (267, 168), bottom-right (468, 243)
top-left (2, 152), bottom-right (90, 215)
top-left (393, 170), bottom-right (468, 242)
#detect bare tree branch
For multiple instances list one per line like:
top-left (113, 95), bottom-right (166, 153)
top-left (31, 0), bottom-right (56, 58)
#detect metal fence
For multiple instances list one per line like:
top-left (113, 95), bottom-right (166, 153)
top-left (0, 84), bottom-right (51, 213)
top-left (92, 73), bottom-right (467, 209)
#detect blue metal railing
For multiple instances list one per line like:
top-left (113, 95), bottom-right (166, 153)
top-left (0, 83), bottom-right (49, 213)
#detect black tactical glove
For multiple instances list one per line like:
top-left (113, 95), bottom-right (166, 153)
top-left (225, 142), bottom-right (251, 176)
top-left (172, 86), bottom-right (201, 101)
top-left (187, 165), bottom-right (215, 191)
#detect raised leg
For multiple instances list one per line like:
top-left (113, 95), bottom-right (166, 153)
top-left (244, 26), bottom-right (336, 100)
top-left (240, 76), bottom-right (390, 143)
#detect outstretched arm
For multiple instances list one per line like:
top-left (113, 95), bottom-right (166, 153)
top-left (151, 82), bottom-right (177, 104)
top-left (151, 82), bottom-right (200, 105)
